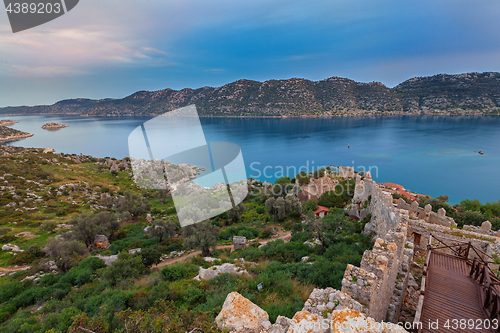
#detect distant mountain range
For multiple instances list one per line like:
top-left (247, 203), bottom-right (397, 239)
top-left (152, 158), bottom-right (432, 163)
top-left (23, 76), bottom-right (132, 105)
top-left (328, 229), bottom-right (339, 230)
top-left (2, 72), bottom-right (500, 117)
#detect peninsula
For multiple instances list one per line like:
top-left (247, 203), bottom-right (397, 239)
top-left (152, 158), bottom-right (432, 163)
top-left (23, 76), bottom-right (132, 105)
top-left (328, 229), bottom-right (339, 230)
top-left (0, 120), bottom-right (18, 126)
top-left (0, 125), bottom-right (33, 143)
top-left (1, 72), bottom-right (499, 117)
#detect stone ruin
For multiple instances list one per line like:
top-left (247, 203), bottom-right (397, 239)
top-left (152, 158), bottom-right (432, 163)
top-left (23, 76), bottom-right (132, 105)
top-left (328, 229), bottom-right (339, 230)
top-left (338, 166), bottom-right (355, 179)
top-left (216, 170), bottom-right (500, 332)
top-left (233, 236), bottom-right (247, 250)
top-left (216, 291), bottom-right (408, 333)
top-left (396, 199), bottom-right (456, 228)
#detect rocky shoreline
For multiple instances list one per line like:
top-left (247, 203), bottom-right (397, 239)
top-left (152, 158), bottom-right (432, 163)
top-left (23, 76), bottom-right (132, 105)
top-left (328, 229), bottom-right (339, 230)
top-left (0, 119), bottom-right (18, 126)
top-left (0, 126), bottom-right (33, 143)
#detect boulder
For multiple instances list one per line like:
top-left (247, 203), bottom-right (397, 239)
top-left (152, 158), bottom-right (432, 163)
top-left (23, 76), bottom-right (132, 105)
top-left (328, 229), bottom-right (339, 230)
top-left (286, 310), bottom-right (326, 333)
top-left (43, 148), bottom-right (55, 153)
top-left (331, 308), bottom-right (408, 332)
top-left (215, 292), bottom-right (272, 332)
top-left (481, 220), bottom-right (492, 231)
top-left (2, 244), bottom-right (23, 252)
top-left (269, 316), bottom-right (291, 333)
top-left (96, 254), bottom-right (119, 266)
top-left (194, 263), bottom-right (249, 281)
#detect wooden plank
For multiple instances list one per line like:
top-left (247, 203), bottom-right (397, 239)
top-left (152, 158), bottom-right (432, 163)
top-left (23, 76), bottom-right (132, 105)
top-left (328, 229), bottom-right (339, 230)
top-left (419, 251), bottom-right (496, 333)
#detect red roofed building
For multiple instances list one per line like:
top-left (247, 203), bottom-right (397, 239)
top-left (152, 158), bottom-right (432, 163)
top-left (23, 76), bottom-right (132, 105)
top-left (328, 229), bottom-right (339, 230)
top-left (314, 205), bottom-right (330, 218)
top-left (384, 182), bottom-right (405, 191)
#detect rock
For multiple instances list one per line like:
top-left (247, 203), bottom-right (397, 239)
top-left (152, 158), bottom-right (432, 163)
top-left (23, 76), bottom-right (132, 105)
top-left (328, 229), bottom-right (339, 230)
top-left (286, 310), bottom-right (326, 333)
top-left (331, 308), bottom-right (408, 332)
top-left (2, 243), bottom-right (23, 252)
top-left (204, 257), bottom-right (221, 262)
top-left (128, 248), bottom-right (141, 254)
top-left (269, 316), bottom-right (291, 333)
top-left (194, 263), bottom-right (249, 281)
top-left (437, 207), bottom-right (446, 217)
top-left (43, 148), bottom-right (55, 153)
top-left (46, 260), bottom-right (58, 272)
top-left (96, 254), bottom-right (119, 266)
top-left (216, 292), bottom-right (271, 332)
top-left (481, 220), bottom-right (492, 231)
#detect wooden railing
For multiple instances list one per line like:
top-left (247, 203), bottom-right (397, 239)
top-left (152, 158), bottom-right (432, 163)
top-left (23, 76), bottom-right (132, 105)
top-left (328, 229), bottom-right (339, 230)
top-left (470, 258), bottom-right (500, 323)
top-left (412, 234), bottom-right (500, 332)
top-left (413, 235), bottom-right (433, 333)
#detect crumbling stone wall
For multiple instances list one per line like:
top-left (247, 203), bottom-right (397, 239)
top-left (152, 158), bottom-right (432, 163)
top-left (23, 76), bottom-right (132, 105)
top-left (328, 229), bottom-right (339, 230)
top-left (348, 173), bottom-right (401, 239)
top-left (341, 215), bottom-right (413, 322)
top-left (397, 199), bottom-right (456, 227)
top-left (409, 219), bottom-right (498, 260)
top-left (338, 166), bottom-right (354, 179)
top-left (343, 176), bottom-right (415, 323)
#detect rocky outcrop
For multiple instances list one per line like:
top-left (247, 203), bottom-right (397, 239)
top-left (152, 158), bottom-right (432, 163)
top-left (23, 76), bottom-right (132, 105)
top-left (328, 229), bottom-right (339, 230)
top-left (216, 292), bottom-right (272, 332)
top-left (193, 263), bottom-right (249, 281)
top-left (331, 308), bottom-right (408, 332)
top-left (95, 254), bottom-right (119, 266)
top-left (215, 292), bottom-right (409, 333)
top-left (302, 288), bottom-right (364, 318)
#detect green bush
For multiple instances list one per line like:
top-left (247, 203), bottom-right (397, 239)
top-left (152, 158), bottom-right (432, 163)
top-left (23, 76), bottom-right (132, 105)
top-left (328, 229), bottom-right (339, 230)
top-left (160, 264), bottom-right (197, 282)
top-left (167, 243), bottom-right (182, 252)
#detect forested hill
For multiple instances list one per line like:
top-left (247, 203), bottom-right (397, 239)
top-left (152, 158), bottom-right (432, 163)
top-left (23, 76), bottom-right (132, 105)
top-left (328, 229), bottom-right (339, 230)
top-left (2, 72), bottom-right (500, 117)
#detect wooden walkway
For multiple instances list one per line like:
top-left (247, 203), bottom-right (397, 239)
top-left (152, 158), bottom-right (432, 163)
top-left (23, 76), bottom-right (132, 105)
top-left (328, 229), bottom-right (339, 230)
top-left (420, 252), bottom-right (495, 332)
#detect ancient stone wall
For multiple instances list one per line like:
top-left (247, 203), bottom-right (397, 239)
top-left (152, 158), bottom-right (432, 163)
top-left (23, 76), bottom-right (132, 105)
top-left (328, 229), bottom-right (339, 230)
top-left (338, 166), bottom-right (354, 179)
top-left (341, 211), bottom-right (413, 322)
top-left (348, 173), bottom-right (401, 239)
top-left (409, 219), bottom-right (499, 260)
top-left (397, 199), bottom-right (457, 227)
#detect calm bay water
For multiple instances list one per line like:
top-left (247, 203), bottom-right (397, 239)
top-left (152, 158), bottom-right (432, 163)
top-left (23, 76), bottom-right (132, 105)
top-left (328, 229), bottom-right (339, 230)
top-left (4, 114), bottom-right (500, 204)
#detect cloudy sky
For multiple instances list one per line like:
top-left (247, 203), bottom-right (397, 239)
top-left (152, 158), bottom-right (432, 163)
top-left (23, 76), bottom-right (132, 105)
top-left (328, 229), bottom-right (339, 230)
top-left (0, 0), bottom-right (499, 107)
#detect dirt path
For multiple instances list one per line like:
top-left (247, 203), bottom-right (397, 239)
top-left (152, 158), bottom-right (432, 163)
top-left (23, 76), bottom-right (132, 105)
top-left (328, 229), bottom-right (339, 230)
top-left (153, 230), bottom-right (292, 269)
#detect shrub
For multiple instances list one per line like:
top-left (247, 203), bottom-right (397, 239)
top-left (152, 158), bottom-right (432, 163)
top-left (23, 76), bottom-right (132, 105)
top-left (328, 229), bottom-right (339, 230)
top-left (167, 243), bottom-right (182, 252)
top-left (259, 229), bottom-right (274, 239)
top-left (160, 264), bottom-right (197, 282)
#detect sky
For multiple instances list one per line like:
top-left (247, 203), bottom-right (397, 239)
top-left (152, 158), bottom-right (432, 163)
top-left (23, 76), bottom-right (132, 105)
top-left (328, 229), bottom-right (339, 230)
top-left (0, 0), bottom-right (500, 107)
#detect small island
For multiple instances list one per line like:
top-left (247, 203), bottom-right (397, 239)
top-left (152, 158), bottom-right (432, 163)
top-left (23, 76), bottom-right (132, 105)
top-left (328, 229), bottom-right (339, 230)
top-left (41, 122), bottom-right (68, 130)
top-left (0, 126), bottom-right (33, 143)
top-left (0, 119), bottom-right (18, 126)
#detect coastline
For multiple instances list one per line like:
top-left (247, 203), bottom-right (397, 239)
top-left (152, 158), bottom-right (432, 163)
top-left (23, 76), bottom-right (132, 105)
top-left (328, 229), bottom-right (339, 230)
top-left (0, 111), bottom-right (498, 118)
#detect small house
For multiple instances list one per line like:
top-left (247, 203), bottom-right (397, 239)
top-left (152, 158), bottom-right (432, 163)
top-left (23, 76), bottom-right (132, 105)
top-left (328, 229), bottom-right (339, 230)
top-left (313, 205), bottom-right (329, 218)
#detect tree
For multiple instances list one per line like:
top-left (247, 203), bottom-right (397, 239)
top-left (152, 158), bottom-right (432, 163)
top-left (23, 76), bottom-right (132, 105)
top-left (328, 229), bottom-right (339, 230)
top-left (114, 192), bottom-right (152, 220)
top-left (318, 180), bottom-right (356, 209)
top-left (43, 238), bottom-right (89, 272)
top-left (99, 252), bottom-right (148, 286)
top-left (139, 247), bottom-right (162, 268)
top-left (265, 195), bottom-right (302, 222)
top-left (156, 189), bottom-right (172, 204)
top-left (295, 171), bottom-right (310, 185)
top-left (302, 198), bottom-right (318, 212)
top-left (183, 220), bottom-right (219, 256)
top-left (227, 203), bottom-right (246, 224)
top-left (41, 221), bottom-right (58, 233)
top-left (69, 212), bottom-right (119, 247)
top-left (149, 219), bottom-right (177, 243)
top-left (301, 209), bottom-right (355, 253)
